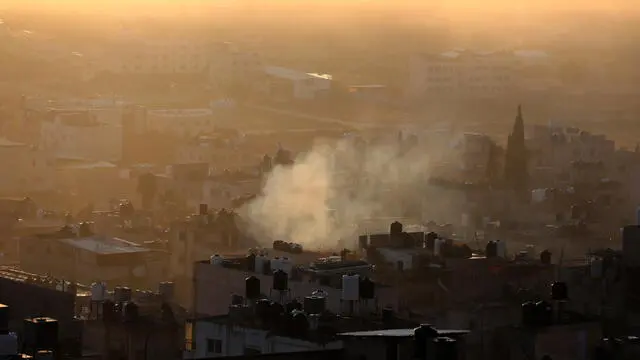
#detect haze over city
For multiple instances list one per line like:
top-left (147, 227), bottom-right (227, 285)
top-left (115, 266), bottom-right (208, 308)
top-left (0, 0), bottom-right (639, 359)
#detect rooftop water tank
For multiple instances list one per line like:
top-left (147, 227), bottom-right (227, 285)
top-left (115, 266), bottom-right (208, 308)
top-left (540, 250), bottom-right (552, 265)
top-left (90, 282), bottom-right (106, 302)
top-left (280, 257), bottom-right (293, 276)
top-left (291, 311), bottom-right (309, 336)
top-left (359, 277), bottom-right (375, 299)
top-left (273, 269), bottom-right (288, 291)
top-left (123, 302), bottom-right (139, 323)
top-left (341, 274), bottom-right (360, 301)
top-left (521, 301), bottom-right (536, 327)
top-left (114, 287), bottom-right (132, 303)
top-left (551, 281), bottom-right (568, 301)
top-left (262, 258), bottom-right (272, 275)
top-left (413, 324), bottom-right (439, 360)
top-left (245, 276), bottom-right (261, 300)
top-left (591, 257), bottom-right (604, 278)
top-left (426, 232), bottom-right (438, 250)
top-left (390, 221), bottom-right (403, 235)
top-left (434, 238), bottom-right (445, 257)
top-left (246, 253), bottom-right (256, 272)
top-left (495, 240), bottom-right (507, 258)
top-left (211, 254), bottom-right (225, 266)
top-left (0, 332), bottom-right (18, 356)
top-left (231, 294), bottom-right (244, 306)
top-left (270, 257), bottom-right (282, 272)
top-left (535, 300), bottom-right (553, 326)
top-left (23, 317), bottom-right (58, 355)
top-left (0, 304), bottom-right (7, 334)
top-left (255, 299), bottom-right (271, 323)
top-left (255, 254), bottom-right (267, 274)
top-left (303, 296), bottom-right (326, 315)
top-left (158, 282), bottom-right (175, 302)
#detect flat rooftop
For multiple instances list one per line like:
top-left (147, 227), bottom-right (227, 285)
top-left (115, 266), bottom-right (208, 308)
top-left (338, 328), bottom-right (469, 338)
top-left (58, 235), bottom-right (151, 255)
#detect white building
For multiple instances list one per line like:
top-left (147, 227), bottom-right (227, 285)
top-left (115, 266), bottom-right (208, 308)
top-left (408, 49), bottom-right (525, 100)
top-left (40, 111), bottom-right (123, 162)
top-left (145, 109), bottom-right (218, 138)
top-left (0, 138), bottom-right (55, 194)
top-left (184, 315), bottom-right (342, 358)
top-left (263, 66), bottom-right (332, 100)
top-left (88, 39), bottom-right (215, 76)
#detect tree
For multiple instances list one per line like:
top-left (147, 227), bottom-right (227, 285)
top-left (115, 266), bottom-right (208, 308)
top-left (504, 105), bottom-right (528, 196)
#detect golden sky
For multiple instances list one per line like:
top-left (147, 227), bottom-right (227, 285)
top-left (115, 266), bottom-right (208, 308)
top-left (3, 0), bottom-right (638, 16)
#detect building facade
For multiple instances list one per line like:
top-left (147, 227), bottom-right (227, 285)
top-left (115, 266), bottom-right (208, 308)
top-left (408, 50), bottom-right (517, 100)
top-left (40, 111), bottom-right (123, 162)
top-left (0, 138), bottom-right (55, 195)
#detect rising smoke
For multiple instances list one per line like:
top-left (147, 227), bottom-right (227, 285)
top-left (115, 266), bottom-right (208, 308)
top-left (240, 131), bottom-right (461, 250)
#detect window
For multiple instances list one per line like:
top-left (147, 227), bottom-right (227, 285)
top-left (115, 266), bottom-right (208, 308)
top-left (207, 339), bottom-right (222, 354)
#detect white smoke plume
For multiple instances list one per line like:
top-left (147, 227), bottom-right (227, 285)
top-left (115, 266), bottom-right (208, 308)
top-left (240, 131), bottom-right (460, 250)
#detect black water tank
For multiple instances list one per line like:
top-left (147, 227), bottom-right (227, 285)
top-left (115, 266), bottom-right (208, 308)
top-left (382, 307), bottom-right (394, 327)
top-left (246, 253), bottom-right (256, 272)
top-left (540, 250), bottom-right (552, 265)
top-left (359, 277), bottom-right (375, 299)
top-left (551, 281), bottom-right (568, 300)
top-left (291, 312), bottom-right (309, 336)
top-left (123, 302), bottom-right (139, 323)
top-left (485, 241), bottom-right (497, 258)
top-left (358, 235), bottom-right (369, 249)
top-left (23, 317), bottom-right (59, 355)
top-left (289, 299), bottom-right (303, 312)
top-left (535, 300), bottom-right (553, 326)
top-left (521, 302), bottom-right (536, 327)
top-left (255, 299), bottom-right (271, 322)
top-left (303, 296), bottom-right (326, 315)
top-left (102, 300), bottom-right (116, 323)
top-left (245, 276), bottom-right (261, 299)
top-left (433, 337), bottom-right (458, 360)
top-left (426, 232), bottom-right (438, 250)
top-left (269, 302), bottom-right (285, 323)
top-left (273, 269), bottom-right (288, 291)
top-left (413, 324), bottom-right (438, 359)
top-left (390, 221), bottom-right (403, 235)
top-left (0, 304), bottom-right (8, 334)
top-left (262, 260), bottom-right (271, 275)
top-left (231, 294), bottom-right (244, 305)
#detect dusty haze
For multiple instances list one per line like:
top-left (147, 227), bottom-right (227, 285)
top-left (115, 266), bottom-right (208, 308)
top-left (240, 131), bottom-right (458, 250)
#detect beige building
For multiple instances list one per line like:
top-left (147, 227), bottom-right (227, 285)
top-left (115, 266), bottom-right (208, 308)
top-left (0, 138), bottom-right (55, 195)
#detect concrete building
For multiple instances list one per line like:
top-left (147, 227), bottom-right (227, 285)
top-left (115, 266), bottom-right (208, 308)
top-left (263, 66), bottom-right (332, 100)
top-left (145, 109), bottom-right (218, 138)
top-left (408, 49), bottom-right (517, 100)
top-left (19, 227), bottom-right (167, 288)
top-left (0, 138), bottom-right (55, 195)
top-left (185, 314), bottom-right (343, 358)
top-left (89, 39), bottom-right (216, 76)
top-left (526, 125), bottom-right (616, 186)
top-left (191, 258), bottom-right (400, 318)
top-left (40, 110), bottom-right (123, 162)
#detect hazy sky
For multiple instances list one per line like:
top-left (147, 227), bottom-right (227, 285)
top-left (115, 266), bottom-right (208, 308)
top-left (5, 0), bottom-right (638, 15)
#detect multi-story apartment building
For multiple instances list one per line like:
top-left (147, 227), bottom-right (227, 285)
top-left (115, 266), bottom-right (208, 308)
top-left (40, 110), bottom-right (123, 162)
top-left (526, 125), bottom-right (616, 186)
top-left (0, 138), bottom-right (55, 195)
top-left (86, 38), bottom-right (218, 77)
top-left (408, 49), bottom-right (517, 100)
